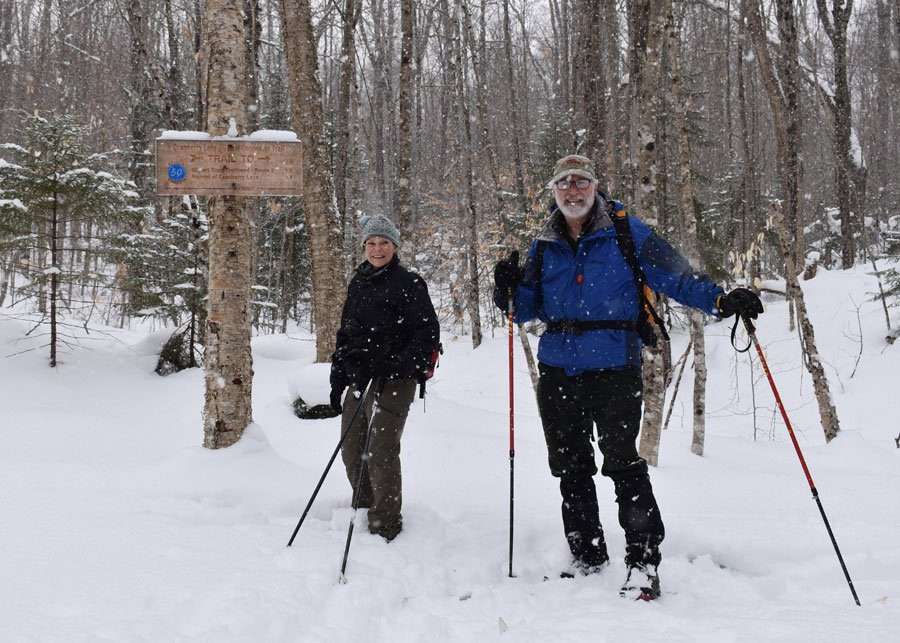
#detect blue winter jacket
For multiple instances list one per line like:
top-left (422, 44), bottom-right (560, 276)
top-left (513, 196), bottom-right (723, 375)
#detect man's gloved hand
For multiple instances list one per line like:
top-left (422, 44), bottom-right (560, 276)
top-left (717, 287), bottom-right (764, 320)
top-left (329, 386), bottom-right (344, 413)
top-left (493, 251), bottom-right (523, 313)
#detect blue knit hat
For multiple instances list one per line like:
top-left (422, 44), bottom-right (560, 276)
top-left (360, 214), bottom-right (401, 247)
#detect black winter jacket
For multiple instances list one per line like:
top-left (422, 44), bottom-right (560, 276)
top-left (330, 256), bottom-right (440, 390)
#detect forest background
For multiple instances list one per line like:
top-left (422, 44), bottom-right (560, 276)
top-left (1, 0), bottom-right (899, 450)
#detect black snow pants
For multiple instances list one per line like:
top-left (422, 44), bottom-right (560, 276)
top-left (537, 363), bottom-right (665, 568)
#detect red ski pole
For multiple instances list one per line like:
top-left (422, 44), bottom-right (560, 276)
top-left (507, 296), bottom-right (516, 578)
top-left (739, 315), bottom-right (860, 606)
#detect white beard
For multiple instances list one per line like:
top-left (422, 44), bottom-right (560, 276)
top-left (555, 192), bottom-right (595, 220)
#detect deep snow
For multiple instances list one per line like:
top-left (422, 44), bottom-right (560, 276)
top-left (1, 264), bottom-right (898, 642)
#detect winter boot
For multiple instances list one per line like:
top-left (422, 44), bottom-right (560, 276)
top-left (560, 545), bottom-right (610, 578)
top-left (619, 564), bottom-right (661, 601)
top-left (369, 518), bottom-right (402, 542)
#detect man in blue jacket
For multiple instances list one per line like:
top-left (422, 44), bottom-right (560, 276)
top-left (493, 154), bottom-right (762, 600)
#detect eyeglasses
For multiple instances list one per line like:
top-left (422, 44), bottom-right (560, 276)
top-left (554, 177), bottom-right (593, 190)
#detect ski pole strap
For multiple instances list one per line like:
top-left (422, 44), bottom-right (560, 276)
top-left (731, 314), bottom-right (754, 353)
top-left (544, 319), bottom-right (637, 335)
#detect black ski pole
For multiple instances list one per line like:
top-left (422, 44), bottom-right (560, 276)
top-left (738, 314), bottom-right (861, 606)
top-left (339, 378), bottom-right (387, 583)
top-left (286, 380), bottom-right (372, 547)
top-left (507, 294), bottom-right (516, 578)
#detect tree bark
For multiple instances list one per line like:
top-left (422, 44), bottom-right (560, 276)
top-left (501, 0), bottom-right (530, 220)
top-left (815, 0), bottom-right (856, 267)
top-left (334, 0), bottom-right (361, 249)
top-left (396, 0), bottom-right (414, 238)
top-left (573, 0), bottom-right (607, 175)
top-left (460, 0), bottom-right (508, 243)
top-left (202, 0), bottom-right (255, 449)
top-left (670, 5), bottom-right (708, 456)
top-left (126, 0), bottom-right (155, 200)
top-left (280, 0), bottom-right (347, 362)
top-left (770, 202), bottom-right (841, 442)
top-left (633, 0), bottom-right (672, 467)
top-left (744, 0), bottom-right (803, 269)
top-left (452, 0), bottom-right (482, 347)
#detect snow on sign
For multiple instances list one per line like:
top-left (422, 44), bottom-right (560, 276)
top-left (155, 137), bottom-right (303, 196)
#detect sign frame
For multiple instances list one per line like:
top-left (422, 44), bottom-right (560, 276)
top-left (155, 138), bottom-right (303, 197)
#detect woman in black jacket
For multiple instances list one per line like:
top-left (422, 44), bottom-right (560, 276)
top-left (329, 214), bottom-right (440, 541)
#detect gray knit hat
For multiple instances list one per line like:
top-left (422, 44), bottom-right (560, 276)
top-left (360, 214), bottom-right (401, 247)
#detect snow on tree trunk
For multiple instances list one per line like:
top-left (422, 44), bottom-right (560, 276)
top-left (202, 0), bottom-right (254, 449)
top-left (771, 202), bottom-right (842, 442)
top-left (280, 0), bottom-right (346, 362)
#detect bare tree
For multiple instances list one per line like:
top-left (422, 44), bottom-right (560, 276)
top-left (769, 202), bottom-right (841, 442)
top-left (202, 0), bottom-right (256, 449)
top-left (450, 0), bottom-right (482, 347)
top-left (126, 0), bottom-right (157, 200)
top-left (815, 0), bottom-right (856, 267)
top-left (280, 0), bottom-right (347, 361)
top-left (501, 0), bottom-right (530, 220)
top-left (572, 0), bottom-right (606, 173)
top-left (744, 0), bottom-right (803, 269)
top-left (670, 6), bottom-right (708, 457)
top-left (396, 0), bottom-right (414, 236)
top-left (632, 0), bottom-right (672, 467)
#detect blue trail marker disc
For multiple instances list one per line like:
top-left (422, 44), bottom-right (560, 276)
top-left (167, 163), bottom-right (187, 183)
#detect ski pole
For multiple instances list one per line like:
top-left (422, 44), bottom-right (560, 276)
top-left (339, 378), bottom-right (387, 583)
top-left (508, 295), bottom-right (516, 578)
top-left (739, 315), bottom-right (861, 606)
top-left (286, 380), bottom-right (372, 547)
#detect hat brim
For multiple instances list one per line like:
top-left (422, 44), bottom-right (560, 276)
top-left (362, 234), bottom-right (400, 247)
top-left (549, 169), bottom-right (597, 185)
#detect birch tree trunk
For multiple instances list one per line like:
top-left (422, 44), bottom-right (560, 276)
top-left (633, 0), bottom-right (672, 467)
top-left (280, 0), bottom-right (346, 361)
top-left (202, 0), bottom-right (255, 449)
top-left (670, 6), bottom-right (708, 456)
top-left (334, 0), bottom-right (361, 270)
top-left (396, 0), bottom-right (414, 237)
top-left (744, 0), bottom-right (803, 270)
top-left (452, 0), bottom-right (482, 347)
top-left (815, 0), bottom-right (856, 267)
top-left (770, 202), bottom-right (841, 442)
top-left (126, 0), bottom-right (155, 200)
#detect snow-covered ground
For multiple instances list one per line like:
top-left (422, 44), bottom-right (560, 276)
top-left (2, 264), bottom-right (898, 642)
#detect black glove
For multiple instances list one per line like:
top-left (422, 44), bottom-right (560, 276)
top-left (329, 387), bottom-right (344, 413)
top-left (717, 287), bottom-right (764, 320)
top-left (493, 251), bottom-right (523, 313)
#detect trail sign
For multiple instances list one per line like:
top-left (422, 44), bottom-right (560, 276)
top-left (155, 138), bottom-right (303, 197)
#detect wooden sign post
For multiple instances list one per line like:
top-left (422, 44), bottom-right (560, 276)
top-left (155, 138), bottom-right (303, 197)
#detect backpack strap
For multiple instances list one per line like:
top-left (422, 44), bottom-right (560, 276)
top-left (610, 209), bottom-right (670, 342)
top-left (532, 240), bottom-right (547, 318)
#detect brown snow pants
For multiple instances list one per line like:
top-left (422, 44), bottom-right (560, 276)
top-left (340, 378), bottom-right (417, 533)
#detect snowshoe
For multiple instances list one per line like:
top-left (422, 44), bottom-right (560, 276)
top-left (560, 553), bottom-right (609, 578)
top-left (619, 564), bottom-right (660, 601)
top-left (369, 519), bottom-right (402, 542)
